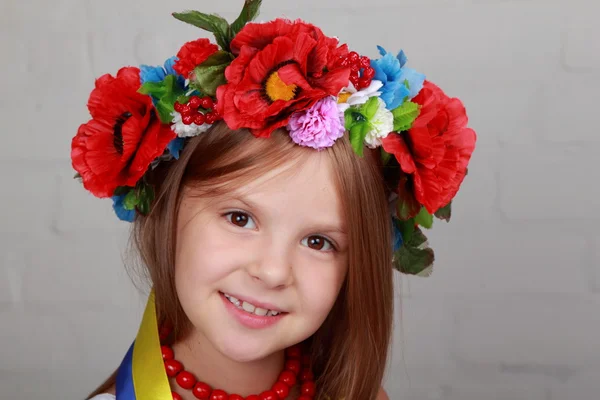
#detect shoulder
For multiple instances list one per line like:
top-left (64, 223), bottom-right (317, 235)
top-left (376, 387), bottom-right (390, 400)
top-left (88, 395), bottom-right (115, 400)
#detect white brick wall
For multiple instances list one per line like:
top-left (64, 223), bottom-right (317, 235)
top-left (1, 0), bottom-right (599, 399)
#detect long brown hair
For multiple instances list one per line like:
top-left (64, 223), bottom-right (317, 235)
top-left (88, 122), bottom-right (394, 400)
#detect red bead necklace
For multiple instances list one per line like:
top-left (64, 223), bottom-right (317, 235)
top-left (158, 325), bottom-right (316, 400)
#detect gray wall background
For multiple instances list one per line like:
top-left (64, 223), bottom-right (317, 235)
top-left (1, 0), bottom-right (598, 399)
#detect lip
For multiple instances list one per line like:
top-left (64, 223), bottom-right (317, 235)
top-left (221, 291), bottom-right (285, 313)
top-left (219, 292), bottom-right (286, 330)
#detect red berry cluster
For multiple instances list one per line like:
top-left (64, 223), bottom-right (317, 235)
top-left (338, 51), bottom-right (375, 90)
top-left (174, 96), bottom-right (222, 126)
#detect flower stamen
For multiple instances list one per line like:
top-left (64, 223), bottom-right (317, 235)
top-left (337, 92), bottom-right (352, 104)
top-left (113, 112), bottom-right (132, 155)
top-left (265, 71), bottom-right (297, 102)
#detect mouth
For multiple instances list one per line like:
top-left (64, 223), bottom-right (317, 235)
top-left (220, 292), bottom-right (286, 317)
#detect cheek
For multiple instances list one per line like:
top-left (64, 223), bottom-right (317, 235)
top-left (296, 258), bottom-right (347, 319)
top-left (175, 217), bottom-right (242, 295)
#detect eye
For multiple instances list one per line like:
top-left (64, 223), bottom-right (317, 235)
top-left (301, 235), bottom-right (335, 252)
top-left (225, 211), bottom-right (257, 229)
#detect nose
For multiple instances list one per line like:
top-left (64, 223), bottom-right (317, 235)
top-left (247, 242), bottom-right (294, 289)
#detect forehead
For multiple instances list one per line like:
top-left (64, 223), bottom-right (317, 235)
top-left (231, 150), bottom-right (343, 225)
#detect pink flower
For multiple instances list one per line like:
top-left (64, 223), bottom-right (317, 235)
top-left (287, 96), bottom-right (345, 149)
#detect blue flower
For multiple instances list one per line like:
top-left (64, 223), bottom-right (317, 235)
top-left (167, 137), bottom-right (186, 160)
top-left (140, 56), bottom-right (185, 88)
top-left (392, 220), bottom-right (404, 252)
top-left (371, 52), bottom-right (409, 110)
top-left (371, 46), bottom-right (426, 109)
top-left (112, 194), bottom-right (136, 222)
top-left (394, 49), bottom-right (426, 99)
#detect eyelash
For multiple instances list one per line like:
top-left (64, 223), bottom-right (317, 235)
top-left (223, 211), bottom-right (337, 252)
top-left (224, 210), bottom-right (257, 230)
top-left (301, 236), bottom-right (335, 252)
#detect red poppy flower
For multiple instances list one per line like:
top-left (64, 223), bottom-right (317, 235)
top-left (217, 19), bottom-right (351, 138)
top-left (71, 67), bottom-right (175, 198)
top-left (382, 81), bottom-right (476, 214)
top-left (173, 38), bottom-right (219, 78)
top-left (230, 19), bottom-right (348, 70)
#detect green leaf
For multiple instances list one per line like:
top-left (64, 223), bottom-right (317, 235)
top-left (434, 202), bottom-right (452, 222)
top-left (139, 75), bottom-right (186, 124)
top-left (414, 207), bottom-right (433, 229)
top-left (190, 51), bottom-right (234, 97)
top-left (136, 182), bottom-right (155, 215)
top-left (172, 11), bottom-right (230, 51)
top-left (344, 107), bottom-right (365, 130)
top-left (391, 101), bottom-right (420, 132)
top-left (138, 81), bottom-right (166, 97)
top-left (349, 123), bottom-right (369, 157)
top-left (410, 227), bottom-right (428, 247)
top-left (230, 0), bottom-right (262, 39)
top-left (123, 190), bottom-right (139, 211)
top-left (395, 173), bottom-right (422, 220)
top-left (397, 195), bottom-right (421, 221)
top-left (361, 96), bottom-right (380, 120)
top-left (396, 218), bottom-right (415, 244)
top-left (393, 227), bottom-right (435, 276)
top-left (381, 147), bottom-right (392, 165)
top-left (177, 94), bottom-right (190, 103)
top-left (155, 76), bottom-right (185, 122)
top-left (344, 108), bottom-right (354, 130)
top-left (344, 107), bottom-right (373, 156)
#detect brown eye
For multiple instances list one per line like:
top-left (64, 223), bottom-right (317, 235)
top-left (302, 235), bottom-right (334, 251)
top-left (226, 211), bottom-right (256, 229)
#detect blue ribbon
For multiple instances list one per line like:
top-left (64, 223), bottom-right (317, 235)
top-left (115, 342), bottom-right (136, 400)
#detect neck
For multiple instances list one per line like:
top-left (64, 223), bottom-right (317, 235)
top-left (171, 330), bottom-right (285, 398)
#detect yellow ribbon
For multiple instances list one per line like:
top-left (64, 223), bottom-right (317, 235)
top-left (132, 291), bottom-right (172, 399)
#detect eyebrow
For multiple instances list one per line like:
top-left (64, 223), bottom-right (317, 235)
top-left (317, 225), bottom-right (348, 235)
top-left (229, 194), bottom-right (260, 213)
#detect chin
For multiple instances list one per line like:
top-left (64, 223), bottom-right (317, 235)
top-left (212, 332), bottom-right (284, 363)
top-left (186, 293), bottom-right (313, 362)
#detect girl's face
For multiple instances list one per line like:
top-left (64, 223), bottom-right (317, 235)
top-left (174, 150), bottom-right (348, 362)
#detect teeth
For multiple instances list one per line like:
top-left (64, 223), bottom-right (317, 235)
top-left (254, 307), bottom-right (268, 316)
top-left (223, 293), bottom-right (281, 317)
top-left (224, 294), bottom-right (241, 306)
top-left (242, 301), bottom-right (256, 313)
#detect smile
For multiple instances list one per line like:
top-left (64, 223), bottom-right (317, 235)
top-left (219, 292), bottom-right (286, 330)
top-left (222, 292), bottom-right (281, 317)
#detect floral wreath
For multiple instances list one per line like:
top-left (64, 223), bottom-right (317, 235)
top-left (71, 0), bottom-right (477, 277)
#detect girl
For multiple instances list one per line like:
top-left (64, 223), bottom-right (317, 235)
top-left (72, 1), bottom-right (476, 399)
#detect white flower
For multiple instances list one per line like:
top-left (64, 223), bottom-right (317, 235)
top-left (364, 97), bottom-right (394, 148)
top-left (337, 80), bottom-right (384, 114)
top-left (171, 112), bottom-right (211, 138)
